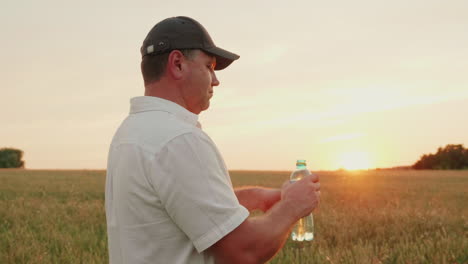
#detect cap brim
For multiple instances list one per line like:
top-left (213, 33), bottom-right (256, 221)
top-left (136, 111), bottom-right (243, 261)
top-left (203, 46), bottom-right (240, 71)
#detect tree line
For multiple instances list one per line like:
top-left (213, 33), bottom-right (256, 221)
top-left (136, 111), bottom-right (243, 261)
top-left (0, 148), bottom-right (25, 168)
top-left (413, 144), bottom-right (468, 170)
top-left (2, 144), bottom-right (468, 170)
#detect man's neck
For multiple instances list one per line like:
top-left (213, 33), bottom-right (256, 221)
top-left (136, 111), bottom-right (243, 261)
top-left (144, 80), bottom-right (187, 110)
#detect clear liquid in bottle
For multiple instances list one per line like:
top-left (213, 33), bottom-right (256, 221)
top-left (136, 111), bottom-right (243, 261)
top-left (290, 159), bottom-right (314, 242)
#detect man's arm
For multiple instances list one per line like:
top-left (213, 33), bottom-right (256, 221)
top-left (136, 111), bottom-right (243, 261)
top-left (210, 174), bottom-right (320, 264)
top-left (234, 187), bottom-right (281, 212)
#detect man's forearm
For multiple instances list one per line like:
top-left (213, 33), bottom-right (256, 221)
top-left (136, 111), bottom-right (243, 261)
top-left (243, 199), bottom-right (300, 263)
top-left (234, 187), bottom-right (262, 212)
top-left (212, 198), bottom-right (299, 264)
top-left (213, 176), bottom-right (320, 264)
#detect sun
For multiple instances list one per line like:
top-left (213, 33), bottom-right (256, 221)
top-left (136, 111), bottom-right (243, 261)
top-left (338, 151), bottom-right (372, 170)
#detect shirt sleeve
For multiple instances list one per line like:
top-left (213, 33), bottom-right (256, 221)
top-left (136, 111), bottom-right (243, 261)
top-left (150, 131), bottom-right (249, 253)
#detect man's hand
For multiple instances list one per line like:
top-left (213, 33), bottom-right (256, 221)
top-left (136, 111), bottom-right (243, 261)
top-left (281, 174), bottom-right (320, 219)
top-left (258, 188), bottom-right (281, 212)
top-left (235, 187), bottom-right (281, 212)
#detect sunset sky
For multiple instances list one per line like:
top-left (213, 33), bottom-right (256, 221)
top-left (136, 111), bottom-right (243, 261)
top-left (1, 0), bottom-right (468, 171)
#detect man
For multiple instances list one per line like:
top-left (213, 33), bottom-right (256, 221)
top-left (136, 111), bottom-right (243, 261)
top-left (105, 16), bottom-right (320, 264)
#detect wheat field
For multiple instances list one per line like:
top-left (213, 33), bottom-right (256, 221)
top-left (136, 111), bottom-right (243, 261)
top-left (0, 169), bottom-right (467, 263)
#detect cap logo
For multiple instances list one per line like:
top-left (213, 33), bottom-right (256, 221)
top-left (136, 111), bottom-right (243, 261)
top-left (146, 45), bottom-right (154, 54)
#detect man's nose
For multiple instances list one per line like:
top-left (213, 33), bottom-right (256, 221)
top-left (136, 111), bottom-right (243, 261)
top-left (211, 72), bottom-right (220, 86)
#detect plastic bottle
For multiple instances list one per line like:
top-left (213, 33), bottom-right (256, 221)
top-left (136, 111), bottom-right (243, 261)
top-left (290, 159), bottom-right (314, 242)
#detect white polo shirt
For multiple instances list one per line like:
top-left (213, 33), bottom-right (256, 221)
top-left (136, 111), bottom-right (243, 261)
top-left (105, 96), bottom-right (249, 264)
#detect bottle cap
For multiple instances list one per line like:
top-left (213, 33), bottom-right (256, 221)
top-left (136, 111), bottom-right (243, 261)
top-left (296, 160), bottom-right (307, 166)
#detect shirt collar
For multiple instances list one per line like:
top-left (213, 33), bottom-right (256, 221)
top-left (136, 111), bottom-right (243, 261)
top-left (130, 96), bottom-right (201, 128)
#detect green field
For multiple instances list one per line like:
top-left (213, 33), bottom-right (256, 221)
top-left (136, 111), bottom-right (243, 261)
top-left (0, 169), bottom-right (467, 263)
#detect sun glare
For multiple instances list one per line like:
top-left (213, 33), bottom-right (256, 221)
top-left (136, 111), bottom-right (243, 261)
top-left (338, 151), bottom-right (372, 170)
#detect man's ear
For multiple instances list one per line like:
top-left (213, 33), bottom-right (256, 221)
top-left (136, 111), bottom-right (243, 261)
top-left (167, 50), bottom-right (185, 80)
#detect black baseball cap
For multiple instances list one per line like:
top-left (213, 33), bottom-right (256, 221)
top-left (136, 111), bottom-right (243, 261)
top-left (141, 16), bottom-right (240, 71)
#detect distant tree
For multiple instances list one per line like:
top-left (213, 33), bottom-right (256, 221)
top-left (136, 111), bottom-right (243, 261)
top-left (0, 148), bottom-right (25, 168)
top-left (413, 144), bottom-right (468, 170)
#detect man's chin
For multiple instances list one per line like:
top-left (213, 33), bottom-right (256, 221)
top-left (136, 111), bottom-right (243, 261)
top-left (202, 102), bottom-right (210, 111)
